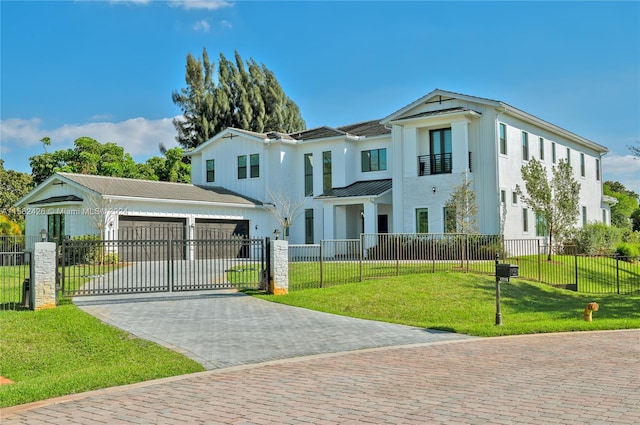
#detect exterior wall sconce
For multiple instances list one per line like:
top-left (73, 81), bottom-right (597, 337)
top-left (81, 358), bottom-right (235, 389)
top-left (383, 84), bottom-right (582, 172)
top-left (40, 229), bottom-right (48, 242)
top-left (432, 187), bottom-right (437, 193)
top-left (273, 229), bottom-right (280, 240)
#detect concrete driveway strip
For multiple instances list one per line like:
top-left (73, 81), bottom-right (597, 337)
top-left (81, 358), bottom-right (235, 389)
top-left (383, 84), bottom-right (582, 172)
top-left (72, 290), bottom-right (475, 369)
top-left (2, 330), bottom-right (638, 424)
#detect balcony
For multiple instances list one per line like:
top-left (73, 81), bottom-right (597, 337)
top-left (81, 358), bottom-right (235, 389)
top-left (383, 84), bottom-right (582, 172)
top-left (418, 153), bottom-right (452, 176)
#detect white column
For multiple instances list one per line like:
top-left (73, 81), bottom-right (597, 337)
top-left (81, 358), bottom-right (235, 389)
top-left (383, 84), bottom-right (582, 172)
top-left (452, 120), bottom-right (470, 173)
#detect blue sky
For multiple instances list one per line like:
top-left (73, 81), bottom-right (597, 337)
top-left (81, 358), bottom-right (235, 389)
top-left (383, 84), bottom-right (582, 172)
top-left (1, 0), bottom-right (639, 193)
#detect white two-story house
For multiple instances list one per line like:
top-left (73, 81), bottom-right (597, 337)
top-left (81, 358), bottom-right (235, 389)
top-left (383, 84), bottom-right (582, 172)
top-left (188, 89), bottom-right (611, 245)
top-left (18, 89), bottom-right (611, 252)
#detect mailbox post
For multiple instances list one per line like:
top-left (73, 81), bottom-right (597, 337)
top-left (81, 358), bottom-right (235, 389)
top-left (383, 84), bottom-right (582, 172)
top-left (495, 253), bottom-right (519, 326)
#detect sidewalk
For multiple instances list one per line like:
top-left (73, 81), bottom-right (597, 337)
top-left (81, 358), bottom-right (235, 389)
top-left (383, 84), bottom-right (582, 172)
top-left (3, 329), bottom-right (639, 424)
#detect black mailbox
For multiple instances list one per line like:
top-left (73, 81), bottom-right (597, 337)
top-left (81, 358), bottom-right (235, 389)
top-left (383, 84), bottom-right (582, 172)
top-left (496, 264), bottom-right (519, 278)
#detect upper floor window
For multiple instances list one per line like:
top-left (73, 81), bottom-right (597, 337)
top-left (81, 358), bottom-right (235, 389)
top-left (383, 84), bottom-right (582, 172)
top-left (512, 191), bottom-right (518, 205)
top-left (539, 137), bottom-right (545, 160)
top-left (250, 154), bottom-right (260, 178)
top-left (499, 123), bottom-right (507, 155)
top-left (416, 208), bottom-right (429, 233)
top-left (522, 131), bottom-right (529, 161)
top-left (237, 155), bottom-right (247, 179)
top-left (566, 147), bottom-right (571, 166)
top-left (580, 153), bottom-right (585, 177)
top-left (522, 208), bottom-right (529, 233)
top-left (323, 151), bottom-right (332, 192)
top-left (552, 142), bottom-right (557, 163)
top-left (427, 128), bottom-right (452, 175)
top-left (500, 190), bottom-right (506, 204)
top-left (304, 153), bottom-right (313, 197)
top-left (206, 159), bottom-right (215, 182)
top-left (596, 158), bottom-right (601, 181)
top-left (361, 148), bottom-right (387, 172)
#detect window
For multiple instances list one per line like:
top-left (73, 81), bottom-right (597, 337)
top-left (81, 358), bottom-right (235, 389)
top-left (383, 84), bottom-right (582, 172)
top-left (430, 128), bottom-right (452, 174)
top-left (522, 131), bottom-right (529, 161)
top-left (305, 209), bottom-right (314, 244)
top-left (566, 147), bottom-right (571, 166)
top-left (499, 123), bottom-right (507, 155)
top-left (602, 209), bottom-right (607, 224)
top-left (512, 191), bottom-right (518, 205)
top-left (582, 206), bottom-right (588, 226)
top-left (206, 159), bottom-right (215, 182)
top-left (580, 153), bottom-right (585, 177)
top-left (595, 158), bottom-right (601, 181)
top-left (552, 142), bottom-right (556, 163)
top-left (237, 155), bottom-right (247, 179)
top-left (48, 214), bottom-right (65, 244)
top-left (522, 208), bottom-right (529, 233)
top-left (416, 208), bottom-right (429, 233)
top-left (500, 190), bottom-right (506, 204)
top-left (304, 153), bottom-right (313, 197)
top-left (322, 151), bottom-right (332, 192)
top-left (539, 137), bottom-right (544, 160)
top-left (250, 154), bottom-right (260, 178)
top-left (443, 207), bottom-right (456, 233)
top-left (535, 213), bottom-right (548, 237)
top-left (361, 148), bottom-right (387, 172)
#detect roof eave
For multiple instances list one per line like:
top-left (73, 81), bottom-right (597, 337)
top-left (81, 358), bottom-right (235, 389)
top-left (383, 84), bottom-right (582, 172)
top-left (501, 105), bottom-right (609, 153)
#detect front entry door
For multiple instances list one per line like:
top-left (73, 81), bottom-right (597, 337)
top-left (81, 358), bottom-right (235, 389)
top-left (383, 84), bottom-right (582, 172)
top-left (377, 215), bottom-right (389, 233)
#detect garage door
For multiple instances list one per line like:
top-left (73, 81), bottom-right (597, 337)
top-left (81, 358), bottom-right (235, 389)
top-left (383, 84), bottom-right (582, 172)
top-left (118, 216), bottom-right (186, 261)
top-left (194, 219), bottom-right (250, 259)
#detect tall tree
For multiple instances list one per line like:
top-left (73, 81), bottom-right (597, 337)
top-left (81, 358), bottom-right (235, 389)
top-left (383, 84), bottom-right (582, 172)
top-left (603, 181), bottom-right (639, 229)
top-left (0, 159), bottom-right (34, 226)
top-left (29, 137), bottom-right (190, 184)
top-left (444, 172), bottom-right (479, 234)
top-left (172, 49), bottom-right (306, 149)
top-left (516, 158), bottom-right (580, 260)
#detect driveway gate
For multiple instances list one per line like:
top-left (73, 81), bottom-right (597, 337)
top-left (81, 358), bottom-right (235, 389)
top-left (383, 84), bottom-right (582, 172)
top-left (59, 237), bottom-right (267, 297)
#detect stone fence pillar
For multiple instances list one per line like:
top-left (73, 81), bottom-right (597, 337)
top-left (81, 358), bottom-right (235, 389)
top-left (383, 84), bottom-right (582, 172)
top-left (269, 239), bottom-right (288, 295)
top-left (31, 242), bottom-right (57, 310)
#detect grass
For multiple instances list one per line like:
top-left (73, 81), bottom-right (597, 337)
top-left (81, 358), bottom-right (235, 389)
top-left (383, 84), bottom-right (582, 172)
top-left (0, 305), bottom-right (204, 408)
top-left (252, 271), bottom-right (640, 337)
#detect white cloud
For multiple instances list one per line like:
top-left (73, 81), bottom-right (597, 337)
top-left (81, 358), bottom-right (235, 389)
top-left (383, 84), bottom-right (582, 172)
top-left (220, 19), bottom-right (232, 29)
top-left (602, 153), bottom-right (640, 195)
top-left (0, 116), bottom-right (180, 159)
top-left (193, 19), bottom-right (211, 32)
top-left (169, 0), bottom-right (234, 11)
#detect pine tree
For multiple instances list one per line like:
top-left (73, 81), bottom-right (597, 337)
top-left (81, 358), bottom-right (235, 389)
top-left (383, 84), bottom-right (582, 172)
top-left (172, 49), bottom-right (306, 149)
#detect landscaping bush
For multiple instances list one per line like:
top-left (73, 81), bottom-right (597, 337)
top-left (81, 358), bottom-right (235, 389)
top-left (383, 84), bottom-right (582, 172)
top-left (366, 234), bottom-right (502, 261)
top-left (568, 223), bottom-right (621, 255)
top-left (615, 242), bottom-right (640, 262)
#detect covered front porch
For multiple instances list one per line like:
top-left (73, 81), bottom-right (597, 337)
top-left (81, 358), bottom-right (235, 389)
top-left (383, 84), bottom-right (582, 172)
top-left (315, 179), bottom-right (393, 241)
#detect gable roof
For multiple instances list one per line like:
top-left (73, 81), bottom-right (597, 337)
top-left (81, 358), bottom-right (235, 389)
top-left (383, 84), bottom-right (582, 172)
top-left (316, 179), bottom-right (392, 199)
top-left (381, 88), bottom-right (608, 153)
top-left (19, 173), bottom-right (262, 207)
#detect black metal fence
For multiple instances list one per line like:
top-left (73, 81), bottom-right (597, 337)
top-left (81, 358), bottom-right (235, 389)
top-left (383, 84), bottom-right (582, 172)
top-left (59, 237), bottom-right (266, 297)
top-left (0, 250), bottom-right (31, 310)
top-left (289, 234), bottom-right (639, 294)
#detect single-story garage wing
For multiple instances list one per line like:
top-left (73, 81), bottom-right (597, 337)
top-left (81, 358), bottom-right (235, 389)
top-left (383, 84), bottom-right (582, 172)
top-left (16, 173), bottom-right (277, 259)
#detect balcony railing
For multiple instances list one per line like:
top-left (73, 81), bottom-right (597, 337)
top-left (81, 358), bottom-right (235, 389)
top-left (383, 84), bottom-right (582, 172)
top-left (418, 153), bottom-right (452, 176)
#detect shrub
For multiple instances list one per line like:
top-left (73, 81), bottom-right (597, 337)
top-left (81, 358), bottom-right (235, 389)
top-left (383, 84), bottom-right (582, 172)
top-left (615, 242), bottom-right (640, 262)
top-left (568, 223), bottom-right (621, 255)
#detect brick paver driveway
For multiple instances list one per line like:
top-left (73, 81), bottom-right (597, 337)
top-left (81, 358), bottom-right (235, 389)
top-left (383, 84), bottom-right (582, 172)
top-left (2, 329), bottom-right (638, 424)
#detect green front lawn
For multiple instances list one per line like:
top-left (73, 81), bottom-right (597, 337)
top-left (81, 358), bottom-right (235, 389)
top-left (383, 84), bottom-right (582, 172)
top-left (254, 272), bottom-right (640, 337)
top-left (0, 305), bottom-right (204, 408)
